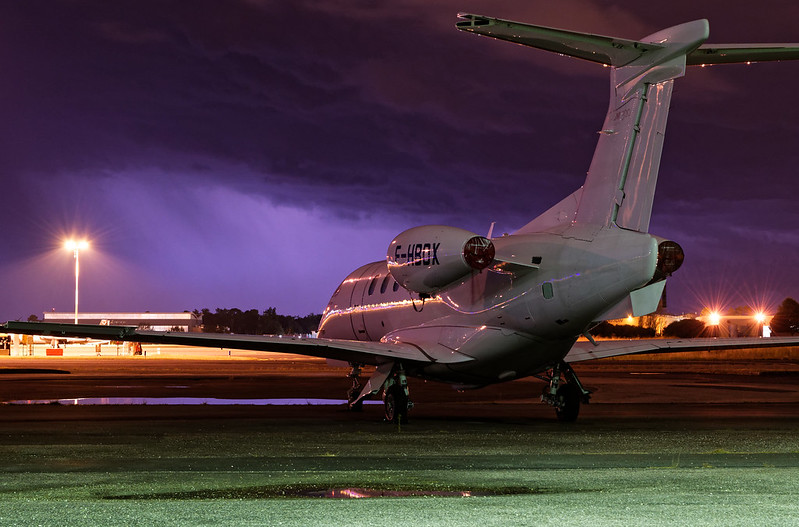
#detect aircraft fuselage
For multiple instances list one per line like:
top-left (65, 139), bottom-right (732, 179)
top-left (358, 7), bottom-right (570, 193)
top-left (319, 226), bottom-right (659, 385)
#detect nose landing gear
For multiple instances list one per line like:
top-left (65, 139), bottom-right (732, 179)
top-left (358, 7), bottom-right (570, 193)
top-left (346, 364), bottom-right (364, 412)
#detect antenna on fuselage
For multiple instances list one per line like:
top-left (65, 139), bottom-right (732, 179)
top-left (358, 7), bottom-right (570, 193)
top-left (412, 294), bottom-right (427, 312)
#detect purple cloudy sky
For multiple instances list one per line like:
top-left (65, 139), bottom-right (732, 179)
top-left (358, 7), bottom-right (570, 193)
top-left (1, 0), bottom-right (798, 322)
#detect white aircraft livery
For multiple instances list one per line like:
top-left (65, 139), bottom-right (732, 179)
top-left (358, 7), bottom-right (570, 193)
top-left (6, 14), bottom-right (799, 422)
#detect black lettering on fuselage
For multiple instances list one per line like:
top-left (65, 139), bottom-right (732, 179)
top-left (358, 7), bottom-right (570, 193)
top-left (395, 242), bottom-right (442, 266)
top-left (422, 243), bottom-right (431, 265)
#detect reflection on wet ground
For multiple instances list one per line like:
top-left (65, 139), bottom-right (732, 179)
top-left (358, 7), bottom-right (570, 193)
top-left (6, 397), bottom-right (383, 406)
top-left (112, 486), bottom-right (534, 500)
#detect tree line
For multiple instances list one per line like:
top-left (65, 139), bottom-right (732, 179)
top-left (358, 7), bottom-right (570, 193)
top-left (770, 298), bottom-right (799, 334)
top-left (193, 308), bottom-right (321, 336)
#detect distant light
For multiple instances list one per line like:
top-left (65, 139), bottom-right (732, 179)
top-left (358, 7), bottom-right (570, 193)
top-left (754, 312), bottom-right (767, 324)
top-left (65, 239), bottom-right (89, 251)
top-left (708, 312), bottom-right (721, 326)
top-left (626, 315), bottom-right (634, 324)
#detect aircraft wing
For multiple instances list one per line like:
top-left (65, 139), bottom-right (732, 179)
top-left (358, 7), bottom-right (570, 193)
top-left (565, 336), bottom-right (799, 363)
top-left (687, 44), bottom-right (799, 65)
top-left (0, 321), bottom-right (474, 366)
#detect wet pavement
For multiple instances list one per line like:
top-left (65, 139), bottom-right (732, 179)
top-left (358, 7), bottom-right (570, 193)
top-left (0, 351), bottom-right (798, 526)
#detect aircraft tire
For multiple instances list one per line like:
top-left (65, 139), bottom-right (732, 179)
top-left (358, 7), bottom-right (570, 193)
top-left (555, 382), bottom-right (580, 422)
top-left (384, 385), bottom-right (408, 424)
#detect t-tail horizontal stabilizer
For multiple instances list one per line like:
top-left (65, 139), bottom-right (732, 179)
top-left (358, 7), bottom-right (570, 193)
top-left (457, 14), bottom-right (799, 235)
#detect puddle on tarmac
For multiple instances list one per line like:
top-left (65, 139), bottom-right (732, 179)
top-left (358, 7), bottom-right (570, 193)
top-left (107, 485), bottom-right (546, 500)
top-left (5, 397), bottom-right (383, 406)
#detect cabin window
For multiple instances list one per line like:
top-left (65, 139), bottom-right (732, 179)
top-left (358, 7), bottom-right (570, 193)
top-left (380, 275), bottom-right (391, 294)
top-left (392, 280), bottom-right (400, 292)
top-left (368, 277), bottom-right (377, 295)
top-left (542, 282), bottom-right (554, 299)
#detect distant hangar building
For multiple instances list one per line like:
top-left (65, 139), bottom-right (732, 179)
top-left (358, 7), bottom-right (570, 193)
top-left (43, 312), bottom-right (201, 332)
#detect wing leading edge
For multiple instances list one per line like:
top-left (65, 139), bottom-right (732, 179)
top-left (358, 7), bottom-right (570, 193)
top-left (0, 321), bottom-right (474, 366)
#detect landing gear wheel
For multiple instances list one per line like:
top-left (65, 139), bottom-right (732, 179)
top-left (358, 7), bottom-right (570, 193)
top-left (384, 384), bottom-right (408, 424)
top-left (555, 382), bottom-right (581, 422)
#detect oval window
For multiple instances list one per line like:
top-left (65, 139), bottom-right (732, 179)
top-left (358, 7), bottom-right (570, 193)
top-left (542, 282), bottom-right (554, 299)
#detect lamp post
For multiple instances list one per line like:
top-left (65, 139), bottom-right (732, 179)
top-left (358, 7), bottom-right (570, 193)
top-left (754, 312), bottom-right (767, 338)
top-left (65, 240), bottom-right (89, 324)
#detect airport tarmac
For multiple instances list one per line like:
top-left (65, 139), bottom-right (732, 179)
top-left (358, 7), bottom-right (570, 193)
top-left (0, 349), bottom-right (798, 526)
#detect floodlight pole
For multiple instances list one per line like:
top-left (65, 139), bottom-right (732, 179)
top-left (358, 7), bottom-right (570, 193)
top-left (65, 240), bottom-right (88, 324)
top-left (73, 246), bottom-right (80, 324)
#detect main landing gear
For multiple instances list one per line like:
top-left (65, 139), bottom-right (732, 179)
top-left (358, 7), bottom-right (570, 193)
top-left (538, 361), bottom-right (591, 422)
top-left (382, 369), bottom-right (412, 424)
top-left (347, 361), bottom-right (585, 423)
top-left (345, 362), bottom-right (412, 424)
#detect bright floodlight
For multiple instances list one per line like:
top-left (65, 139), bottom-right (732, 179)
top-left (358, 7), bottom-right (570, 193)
top-left (65, 239), bottom-right (89, 251)
top-left (708, 312), bottom-right (721, 326)
top-left (754, 312), bottom-right (767, 324)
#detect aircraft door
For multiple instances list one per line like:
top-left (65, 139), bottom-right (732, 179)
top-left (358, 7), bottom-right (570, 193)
top-left (347, 263), bottom-right (378, 341)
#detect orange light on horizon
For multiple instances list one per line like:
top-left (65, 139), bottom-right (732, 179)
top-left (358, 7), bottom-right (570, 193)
top-left (708, 311), bottom-right (721, 326)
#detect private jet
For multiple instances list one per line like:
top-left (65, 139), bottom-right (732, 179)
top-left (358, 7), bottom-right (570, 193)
top-left (6, 14), bottom-right (799, 422)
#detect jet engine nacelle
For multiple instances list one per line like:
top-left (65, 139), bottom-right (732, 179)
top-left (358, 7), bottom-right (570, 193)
top-left (387, 225), bottom-right (495, 295)
top-left (653, 238), bottom-right (685, 281)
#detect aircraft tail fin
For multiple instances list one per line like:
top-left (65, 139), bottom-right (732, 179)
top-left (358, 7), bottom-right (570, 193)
top-left (457, 14), bottom-right (799, 234)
